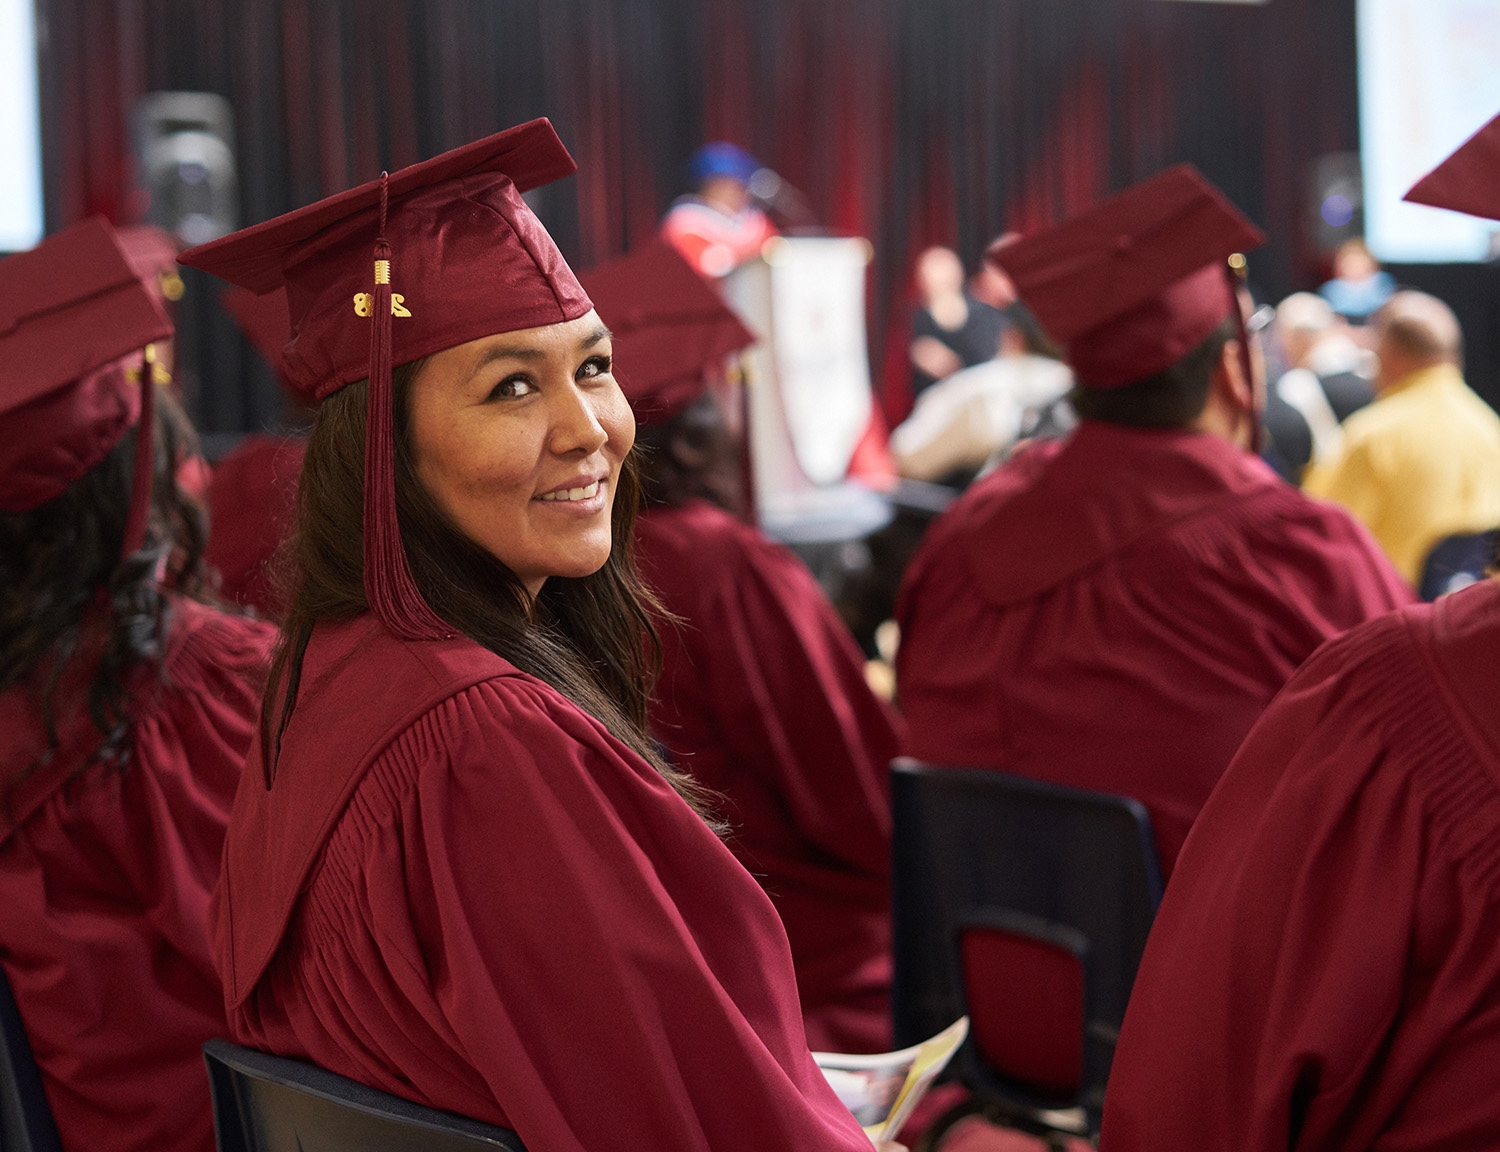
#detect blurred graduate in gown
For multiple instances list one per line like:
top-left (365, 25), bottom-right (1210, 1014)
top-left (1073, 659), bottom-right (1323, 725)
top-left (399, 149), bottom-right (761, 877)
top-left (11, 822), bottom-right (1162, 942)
top-left (896, 166), bottom-right (1411, 878)
top-left (0, 218), bottom-right (274, 1152)
top-left (582, 240), bottom-right (904, 1053)
top-left (1102, 109), bottom-right (1500, 1152)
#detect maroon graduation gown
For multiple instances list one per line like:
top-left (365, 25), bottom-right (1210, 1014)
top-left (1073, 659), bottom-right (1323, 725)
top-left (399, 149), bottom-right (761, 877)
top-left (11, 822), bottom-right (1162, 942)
top-left (205, 434), bottom-right (305, 616)
top-left (212, 613), bottom-right (873, 1152)
top-left (0, 599), bottom-right (274, 1152)
top-left (895, 420), bottom-right (1412, 877)
top-left (635, 500), bottom-right (903, 1053)
top-left (1101, 578), bottom-right (1500, 1150)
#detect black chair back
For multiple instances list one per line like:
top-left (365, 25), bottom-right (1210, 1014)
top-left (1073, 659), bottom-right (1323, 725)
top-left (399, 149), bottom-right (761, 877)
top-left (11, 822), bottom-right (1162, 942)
top-left (1419, 530), bottom-right (1498, 601)
top-left (891, 759), bottom-right (1162, 1129)
top-left (0, 965), bottom-right (63, 1152)
top-left (203, 1039), bottom-right (526, 1152)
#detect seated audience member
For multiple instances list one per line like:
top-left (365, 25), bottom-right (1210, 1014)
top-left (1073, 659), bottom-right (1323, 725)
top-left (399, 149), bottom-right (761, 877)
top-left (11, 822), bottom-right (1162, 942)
top-left (180, 122), bottom-right (880, 1151)
top-left (207, 286), bottom-right (306, 616)
top-left (0, 219), bottom-right (274, 1152)
top-left (896, 167), bottom-right (1411, 878)
top-left (1305, 289), bottom-right (1500, 586)
top-left (908, 246), bottom-right (1007, 400)
top-left (660, 141), bottom-right (779, 279)
top-left (583, 241), bottom-right (904, 1053)
top-left (1262, 292), bottom-right (1374, 482)
top-left (1105, 107), bottom-right (1500, 1152)
top-left (1318, 237), bottom-right (1395, 323)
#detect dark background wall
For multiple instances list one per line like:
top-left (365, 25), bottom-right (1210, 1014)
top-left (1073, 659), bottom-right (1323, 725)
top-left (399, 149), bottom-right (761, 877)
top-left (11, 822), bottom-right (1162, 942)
top-left (33, 0), bottom-right (1500, 436)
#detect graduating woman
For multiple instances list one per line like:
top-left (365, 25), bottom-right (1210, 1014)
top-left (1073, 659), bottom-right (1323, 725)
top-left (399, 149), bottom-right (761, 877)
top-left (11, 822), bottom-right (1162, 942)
top-left (181, 121), bottom-right (876, 1152)
top-left (0, 218), bottom-right (275, 1152)
top-left (581, 240), bottom-right (904, 1054)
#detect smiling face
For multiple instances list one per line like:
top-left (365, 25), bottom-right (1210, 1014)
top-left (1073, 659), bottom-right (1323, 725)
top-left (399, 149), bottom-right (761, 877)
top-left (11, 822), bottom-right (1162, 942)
top-left (406, 310), bottom-right (634, 598)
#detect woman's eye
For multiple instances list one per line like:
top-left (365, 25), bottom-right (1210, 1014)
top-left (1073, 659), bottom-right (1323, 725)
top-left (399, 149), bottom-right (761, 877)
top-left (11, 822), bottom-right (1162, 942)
top-left (488, 376), bottom-right (535, 401)
top-left (578, 355), bottom-right (612, 380)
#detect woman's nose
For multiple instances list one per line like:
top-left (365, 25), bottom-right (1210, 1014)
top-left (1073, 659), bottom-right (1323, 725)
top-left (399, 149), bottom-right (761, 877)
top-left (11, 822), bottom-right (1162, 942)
top-left (548, 382), bottom-right (610, 456)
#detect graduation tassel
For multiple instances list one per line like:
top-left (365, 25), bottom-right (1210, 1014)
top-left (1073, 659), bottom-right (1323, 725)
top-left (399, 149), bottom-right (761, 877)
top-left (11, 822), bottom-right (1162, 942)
top-left (121, 344), bottom-right (158, 560)
top-left (362, 172), bottom-right (453, 640)
top-left (1226, 257), bottom-right (1263, 456)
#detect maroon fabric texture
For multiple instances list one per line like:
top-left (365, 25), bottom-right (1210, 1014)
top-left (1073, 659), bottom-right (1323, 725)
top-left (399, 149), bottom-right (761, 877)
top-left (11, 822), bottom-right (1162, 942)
top-left (220, 287), bottom-right (293, 387)
top-left (1405, 111), bottom-right (1500, 221)
top-left (177, 119), bottom-right (592, 404)
top-left (579, 240), bottom-right (756, 425)
top-left (988, 165), bottom-right (1263, 388)
top-left (1102, 579), bottom-right (1500, 1150)
top-left (116, 224), bottom-right (182, 288)
top-left (205, 434), bottom-right (306, 617)
top-left (960, 927), bottom-right (1084, 1097)
top-left (0, 217), bottom-right (172, 512)
top-left (635, 501), bottom-right (902, 1052)
top-left (0, 599), bottom-right (274, 1152)
top-left (895, 421), bottom-right (1413, 877)
top-left (212, 612), bottom-right (873, 1152)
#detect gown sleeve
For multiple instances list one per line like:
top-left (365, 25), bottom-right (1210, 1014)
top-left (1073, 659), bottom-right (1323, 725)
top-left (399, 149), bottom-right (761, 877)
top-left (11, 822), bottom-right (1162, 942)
top-left (693, 540), bottom-right (901, 881)
top-left (1100, 616), bottom-right (1500, 1151)
top-left (381, 678), bottom-right (873, 1152)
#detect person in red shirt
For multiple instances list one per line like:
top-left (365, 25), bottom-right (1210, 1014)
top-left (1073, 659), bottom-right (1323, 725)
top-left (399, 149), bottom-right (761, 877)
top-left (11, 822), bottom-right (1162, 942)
top-left (582, 240), bottom-right (904, 1053)
top-left (895, 166), bottom-right (1410, 879)
top-left (0, 219), bottom-right (274, 1152)
top-left (660, 142), bottom-right (779, 279)
top-left (1100, 108), bottom-right (1500, 1152)
top-left (180, 122), bottom-right (879, 1152)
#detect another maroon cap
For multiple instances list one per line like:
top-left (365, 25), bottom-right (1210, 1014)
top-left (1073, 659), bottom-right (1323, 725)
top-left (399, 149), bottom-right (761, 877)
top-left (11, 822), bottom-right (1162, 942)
top-left (988, 164), bottom-right (1265, 389)
top-left (177, 119), bottom-right (594, 641)
top-left (221, 286), bottom-right (293, 386)
top-left (117, 224), bottom-right (185, 303)
top-left (0, 217), bottom-right (173, 524)
top-left (1405, 112), bottom-right (1500, 222)
top-left (580, 240), bottom-right (755, 425)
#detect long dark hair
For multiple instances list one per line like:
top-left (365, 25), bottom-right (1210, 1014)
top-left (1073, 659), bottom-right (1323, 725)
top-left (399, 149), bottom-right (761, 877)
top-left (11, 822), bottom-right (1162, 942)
top-left (0, 387), bottom-right (210, 799)
top-left (634, 393), bottom-right (745, 514)
top-left (263, 361), bottom-right (720, 824)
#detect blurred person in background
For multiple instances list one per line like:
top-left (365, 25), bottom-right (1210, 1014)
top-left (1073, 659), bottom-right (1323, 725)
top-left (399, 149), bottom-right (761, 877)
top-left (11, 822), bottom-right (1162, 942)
top-left (0, 219), bottom-right (274, 1152)
top-left (661, 141), bottom-right (779, 279)
top-left (1102, 122), bottom-right (1500, 1150)
top-left (896, 168), bottom-right (1410, 880)
top-left (1318, 237), bottom-right (1395, 324)
top-left (908, 246), bottom-right (1008, 400)
top-left (1305, 290), bottom-right (1500, 586)
top-left (1261, 291), bottom-right (1374, 483)
top-left (583, 241), bottom-right (903, 1054)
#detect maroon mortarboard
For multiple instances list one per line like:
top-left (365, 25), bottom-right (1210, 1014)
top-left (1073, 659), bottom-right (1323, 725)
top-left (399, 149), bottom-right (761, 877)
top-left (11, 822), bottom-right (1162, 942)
top-left (988, 164), bottom-right (1265, 389)
top-left (580, 240), bottom-right (755, 425)
top-left (0, 216), bottom-right (174, 554)
top-left (178, 118), bottom-right (593, 640)
top-left (221, 286), bottom-right (293, 386)
top-left (117, 223), bottom-right (186, 302)
top-left (1404, 111), bottom-right (1500, 222)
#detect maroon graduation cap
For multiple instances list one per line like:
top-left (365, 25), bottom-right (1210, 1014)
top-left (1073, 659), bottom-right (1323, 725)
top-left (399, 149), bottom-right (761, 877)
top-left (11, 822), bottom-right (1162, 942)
top-left (1405, 111), bottom-right (1500, 222)
top-left (178, 118), bottom-right (593, 640)
top-left (988, 164), bottom-right (1265, 389)
top-left (221, 285), bottom-right (293, 387)
top-left (0, 216), bottom-right (173, 556)
top-left (580, 240), bottom-right (756, 425)
top-left (116, 223), bottom-right (185, 303)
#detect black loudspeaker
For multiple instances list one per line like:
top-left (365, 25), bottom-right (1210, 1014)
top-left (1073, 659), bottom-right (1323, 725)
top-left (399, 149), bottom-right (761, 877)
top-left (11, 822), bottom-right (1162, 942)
top-left (135, 91), bottom-right (239, 246)
top-left (1310, 152), bottom-right (1364, 254)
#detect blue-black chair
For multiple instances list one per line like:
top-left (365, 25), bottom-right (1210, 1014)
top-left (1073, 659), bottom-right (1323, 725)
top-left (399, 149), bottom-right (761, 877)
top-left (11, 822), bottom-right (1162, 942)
top-left (1418, 530), bottom-right (1497, 601)
top-left (0, 965), bottom-right (63, 1152)
top-left (891, 759), bottom-right (1163, 1138)
top-left (204, 1039), bottom-right (526, 1152)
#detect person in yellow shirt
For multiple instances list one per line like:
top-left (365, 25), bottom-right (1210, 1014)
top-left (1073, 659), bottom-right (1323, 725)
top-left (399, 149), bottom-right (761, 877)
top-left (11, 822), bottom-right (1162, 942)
top-left (1306, 290), bottom-right (1500, 586)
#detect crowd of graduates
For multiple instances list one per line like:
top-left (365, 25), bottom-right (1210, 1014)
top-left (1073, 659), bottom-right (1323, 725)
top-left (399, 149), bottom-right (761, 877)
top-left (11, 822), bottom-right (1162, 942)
top-left (2, 103), bottom-right (1500, 1152)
